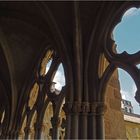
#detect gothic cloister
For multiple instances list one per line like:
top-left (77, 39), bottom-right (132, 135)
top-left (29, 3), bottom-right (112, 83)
top-left (0, 1), bottom-right (140, 139)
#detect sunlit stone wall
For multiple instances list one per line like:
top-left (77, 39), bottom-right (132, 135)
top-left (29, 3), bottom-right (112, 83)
top-left (104, 69), bottom-right (127, 139)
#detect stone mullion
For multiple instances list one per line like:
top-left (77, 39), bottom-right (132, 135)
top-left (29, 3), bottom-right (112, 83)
top-left (24, 126), bottom-right (31, 139)
top-left (45, 55), bottom-right (61, 82)
top-left (34, 123), bottom-right (42, 139)
top-left (51, 116), bottom-right (60, 139)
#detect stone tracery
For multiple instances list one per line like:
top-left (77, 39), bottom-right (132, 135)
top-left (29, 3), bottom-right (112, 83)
top-left (18, 48), bottom-right (66, 139)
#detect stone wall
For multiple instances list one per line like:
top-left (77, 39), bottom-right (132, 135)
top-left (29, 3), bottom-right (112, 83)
top-left (104, 69), bottom-right (127, 139)
top-left (124, 114), bottom-right (140, 139)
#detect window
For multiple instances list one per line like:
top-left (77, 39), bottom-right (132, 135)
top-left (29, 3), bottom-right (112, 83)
top-left (125, 107), bottom-right (128, 112)
top-left (129, 108), bottom-right (132, 113)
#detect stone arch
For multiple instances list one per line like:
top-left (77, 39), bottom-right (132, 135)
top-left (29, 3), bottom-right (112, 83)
top-left (0, 3), bottom-right (74, 138)
top-left (87, 2), bottom-right (140, 139)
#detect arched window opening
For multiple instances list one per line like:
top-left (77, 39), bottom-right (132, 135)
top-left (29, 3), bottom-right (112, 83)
top-left (43, 62), bottom-right (66, 139)
top-left (118, 69), bottom-right (140, 114)
top-left (113, 7), bottom-right (140, 54)
top-left (110, 7), bottom-right (140, 140)
top-left (97, 6), bottom-right (140, 140)
top-left (52, 63), bottom-right (66, 91)
top-left (23, 48), bottom-right (67, 140)
top-left (113, 7), bottom-right (140, 115)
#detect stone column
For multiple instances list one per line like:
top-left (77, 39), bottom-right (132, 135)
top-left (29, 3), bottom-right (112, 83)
top-left (61, 101), bottom-right (80, 139)
top-left (88, 102), bottom-right (97, 139)
top-left (96, 102), bottom-right (107, 139)
top-left (79, 102), bottom-right (89, 139)
top-left (70, 102), bottom-right (80, 139)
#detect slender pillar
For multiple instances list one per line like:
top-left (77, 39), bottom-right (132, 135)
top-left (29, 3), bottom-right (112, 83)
top-left (88, 102), bottom-right (97, 139)
top-left (70, 102), bottom-right (80, 139)
top-left (71, 114), bottom-right (79, 139)
top-left (79, 102), bottom-right (89, 139)
top-left (96, 103), bottom-right (107, 139)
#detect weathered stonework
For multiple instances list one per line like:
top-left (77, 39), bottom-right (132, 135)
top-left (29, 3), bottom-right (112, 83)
top-left (124, 113), bottom-right (140, 139)
top-left (104, 70), bottom-right (127, 139)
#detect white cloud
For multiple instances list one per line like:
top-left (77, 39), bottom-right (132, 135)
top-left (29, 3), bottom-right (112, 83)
top-left (121, 90), bottom-right (132, 101)
top-left (122, 94), bottom-right (126, 100)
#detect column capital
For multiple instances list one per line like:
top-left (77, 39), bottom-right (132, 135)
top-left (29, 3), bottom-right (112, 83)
top-left (89, 102), bottom-right (98, 114)
top-left (80, 102), bottom-right (90, 113)
top-left (63, 102), bottom-right (90, 114)
top-left (72, 102), bottom-right (82, 113)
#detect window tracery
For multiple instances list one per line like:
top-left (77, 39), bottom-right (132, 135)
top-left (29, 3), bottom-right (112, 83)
top-left (19, 116), bottom-right (27, 139)
top-left (28, 83), bottom-right (39, 110)
top-left (99, 7), bottom-right (140, 105)
top-left (19, 48), bottom-right (66, 139)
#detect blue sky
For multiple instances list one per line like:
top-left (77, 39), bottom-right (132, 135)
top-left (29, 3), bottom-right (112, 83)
top-left (113, 8), bottom-right (140, 114)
